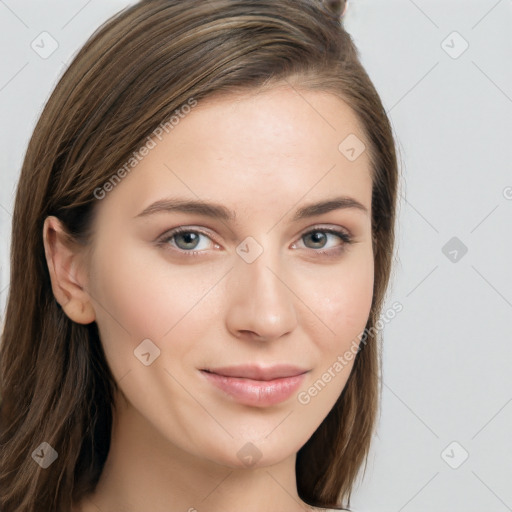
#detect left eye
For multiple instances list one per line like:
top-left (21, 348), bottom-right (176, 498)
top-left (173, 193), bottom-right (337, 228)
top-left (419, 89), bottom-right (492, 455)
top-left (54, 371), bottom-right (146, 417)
top-left (297, 229), bottom-right (351, 251)
top-left (158, 227), bottom-right (351, 256)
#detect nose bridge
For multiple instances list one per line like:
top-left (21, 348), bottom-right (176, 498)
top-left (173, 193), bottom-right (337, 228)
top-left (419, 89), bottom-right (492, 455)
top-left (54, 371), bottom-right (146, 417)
top-left (226, 236), bottom-right (298, 340)
top-left (241, 246), bottom-right (284, 302)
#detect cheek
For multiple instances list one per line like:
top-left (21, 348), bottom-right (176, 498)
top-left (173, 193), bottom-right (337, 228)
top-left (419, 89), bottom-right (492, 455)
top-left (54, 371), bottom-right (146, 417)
top-left (295, 255), bottom-right (374, 411)
top-left (88, 238), bottom-right (219, 355)
top-left (308, 253), bottom-right (374, 352)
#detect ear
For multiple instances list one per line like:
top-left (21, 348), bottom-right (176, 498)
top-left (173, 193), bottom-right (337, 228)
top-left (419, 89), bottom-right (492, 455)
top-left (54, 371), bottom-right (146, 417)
top-left (42, 216), bottom-right (96, 325)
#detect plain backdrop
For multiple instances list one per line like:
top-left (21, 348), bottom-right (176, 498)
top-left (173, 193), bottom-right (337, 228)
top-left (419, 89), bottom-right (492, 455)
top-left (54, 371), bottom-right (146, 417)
top-left (1, 1), bottom-right (511, 511)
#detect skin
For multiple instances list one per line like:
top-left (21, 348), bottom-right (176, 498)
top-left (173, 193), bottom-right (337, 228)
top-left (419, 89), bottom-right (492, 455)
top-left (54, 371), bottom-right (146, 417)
top-left (43, 84), bottom-right (374, 512)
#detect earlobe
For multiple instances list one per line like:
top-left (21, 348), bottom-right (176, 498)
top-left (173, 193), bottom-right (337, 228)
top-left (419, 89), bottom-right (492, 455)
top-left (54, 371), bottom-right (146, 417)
top-left (42, 216), bottom-right (96, 325)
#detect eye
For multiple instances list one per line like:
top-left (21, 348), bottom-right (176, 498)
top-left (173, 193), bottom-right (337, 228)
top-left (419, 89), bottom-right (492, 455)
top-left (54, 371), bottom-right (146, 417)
top-left (293, 227), bottom-right (353, 256)
top-left (157, 227), bottom-right (219, 256)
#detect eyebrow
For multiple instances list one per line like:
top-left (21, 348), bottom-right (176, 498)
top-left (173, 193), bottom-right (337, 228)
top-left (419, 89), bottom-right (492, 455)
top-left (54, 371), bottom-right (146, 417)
top-left (134, 196), bottom-right (369, 222)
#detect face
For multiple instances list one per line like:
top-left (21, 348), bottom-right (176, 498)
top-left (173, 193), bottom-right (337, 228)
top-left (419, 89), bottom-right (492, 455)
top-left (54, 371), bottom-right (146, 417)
top-left (82, 85), bottom-right (374, 468)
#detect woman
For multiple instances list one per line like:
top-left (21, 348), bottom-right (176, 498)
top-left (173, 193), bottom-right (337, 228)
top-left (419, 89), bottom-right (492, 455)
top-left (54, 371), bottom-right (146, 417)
top-left (0, 0), bottom-right (399, 510)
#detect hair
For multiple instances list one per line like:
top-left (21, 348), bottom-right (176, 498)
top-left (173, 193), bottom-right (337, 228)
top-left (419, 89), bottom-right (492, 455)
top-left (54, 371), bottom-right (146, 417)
top-left (0, 0), bottom-right (398, 510)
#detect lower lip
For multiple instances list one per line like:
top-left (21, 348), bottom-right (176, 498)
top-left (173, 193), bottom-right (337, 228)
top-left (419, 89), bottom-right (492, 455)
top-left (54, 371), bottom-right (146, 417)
top-left (200, 370), bottom-right (307, 407)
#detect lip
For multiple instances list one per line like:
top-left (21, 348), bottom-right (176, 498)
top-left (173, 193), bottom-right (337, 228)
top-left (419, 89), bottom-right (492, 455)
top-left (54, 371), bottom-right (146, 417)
top-left (200, 364), bottom-right (309, 407)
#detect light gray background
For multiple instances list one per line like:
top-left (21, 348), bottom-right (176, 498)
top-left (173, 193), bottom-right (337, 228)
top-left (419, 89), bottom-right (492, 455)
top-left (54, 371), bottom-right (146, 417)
top-left (1, 1), bottom-right (511, 511)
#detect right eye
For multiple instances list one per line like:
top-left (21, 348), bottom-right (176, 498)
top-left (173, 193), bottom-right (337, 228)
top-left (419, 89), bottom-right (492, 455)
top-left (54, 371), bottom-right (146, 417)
top-left (157, 227), bottom-right (221, 257)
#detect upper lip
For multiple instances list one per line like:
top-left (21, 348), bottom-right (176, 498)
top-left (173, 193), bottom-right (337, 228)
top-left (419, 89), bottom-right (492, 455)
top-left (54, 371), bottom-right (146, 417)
top-left (201, 364), bottom-right (309, 381)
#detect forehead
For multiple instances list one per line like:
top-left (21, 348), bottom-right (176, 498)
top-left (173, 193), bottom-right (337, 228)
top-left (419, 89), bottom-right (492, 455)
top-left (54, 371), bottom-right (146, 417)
top-left (94, 86), bottom-right (372, 222)
top-left (175, 86), bottom-right (369, 162)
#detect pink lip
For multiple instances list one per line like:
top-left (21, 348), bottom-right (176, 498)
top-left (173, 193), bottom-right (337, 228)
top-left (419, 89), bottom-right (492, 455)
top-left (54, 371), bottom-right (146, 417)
top-left (200, 364), bottom-right (309, 407)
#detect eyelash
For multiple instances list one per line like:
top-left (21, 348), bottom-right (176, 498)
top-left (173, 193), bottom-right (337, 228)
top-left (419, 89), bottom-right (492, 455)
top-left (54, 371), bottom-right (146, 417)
top-left (156, 226), bottom-right (353, 259)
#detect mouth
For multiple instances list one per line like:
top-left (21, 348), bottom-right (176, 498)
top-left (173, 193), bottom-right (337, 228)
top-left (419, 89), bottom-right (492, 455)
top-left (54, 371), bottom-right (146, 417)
top-left (199, 364), bottom-right (309, 407)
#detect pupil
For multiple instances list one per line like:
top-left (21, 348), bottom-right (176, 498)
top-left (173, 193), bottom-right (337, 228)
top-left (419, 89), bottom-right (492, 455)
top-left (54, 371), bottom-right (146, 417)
top-left (178, 232), bottom-right (199, 249)
top-left (309, 232), bottom-right (326, 247)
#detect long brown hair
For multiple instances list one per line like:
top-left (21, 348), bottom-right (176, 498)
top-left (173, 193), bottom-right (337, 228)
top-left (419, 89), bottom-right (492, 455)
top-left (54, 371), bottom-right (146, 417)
top-left (0, 0), bottom-right (398, 510)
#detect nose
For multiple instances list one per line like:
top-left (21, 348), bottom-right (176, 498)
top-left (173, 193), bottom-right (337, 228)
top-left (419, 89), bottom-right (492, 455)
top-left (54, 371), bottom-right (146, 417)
top-left (225, 247), bottom-right (298, 343)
